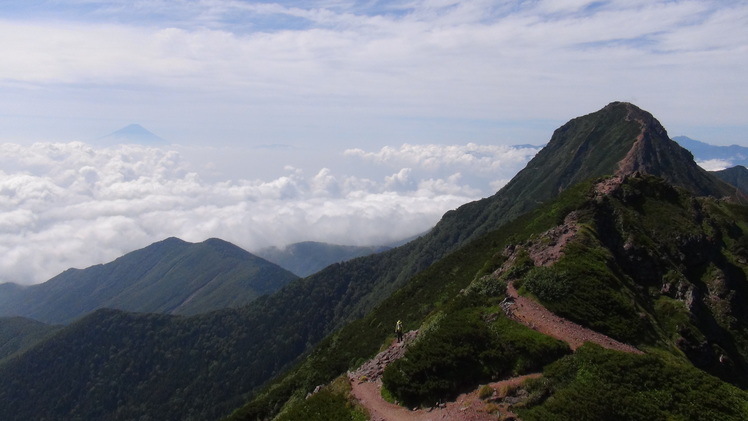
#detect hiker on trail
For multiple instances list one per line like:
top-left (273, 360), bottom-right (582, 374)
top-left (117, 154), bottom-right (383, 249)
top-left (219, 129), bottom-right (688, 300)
top-left (395, 320), bottom-right (403, 343)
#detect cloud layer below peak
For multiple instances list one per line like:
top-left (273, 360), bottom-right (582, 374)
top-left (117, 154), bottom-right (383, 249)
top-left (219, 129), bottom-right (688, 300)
top-left (0, 140), bottom-right (538, 285)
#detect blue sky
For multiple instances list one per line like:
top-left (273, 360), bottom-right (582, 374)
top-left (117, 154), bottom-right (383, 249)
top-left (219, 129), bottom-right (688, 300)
top-left (0, 0), bottom-right (747, 284)
top-left (1, 0), bottom-right (746, 147)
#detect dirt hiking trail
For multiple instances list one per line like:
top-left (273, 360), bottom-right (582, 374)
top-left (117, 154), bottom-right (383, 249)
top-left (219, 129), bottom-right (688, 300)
top-left (504, 281), bottom-right (642, 353)
top-left (349, 331), bottom-right (535, 421)
top-left (351, 373), bottom-right (537, 421)
top-left (348, 281), bottom-right (642, 420)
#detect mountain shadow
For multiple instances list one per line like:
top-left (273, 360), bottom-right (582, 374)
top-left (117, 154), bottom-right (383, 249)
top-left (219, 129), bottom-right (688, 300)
top-left (0, 317), bottom-right (61, 362)
top-left (254, 241), bottom-right (391, 277)
top-left (712, 165), bottom-right (748, 196)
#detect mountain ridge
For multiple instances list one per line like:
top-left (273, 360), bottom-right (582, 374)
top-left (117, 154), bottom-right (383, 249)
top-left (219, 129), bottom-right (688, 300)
top-left (229, 101), bottom-right (748, 419)
top-left (0, 317), bottom-right (61, 363)
top-left (0, 237), bottom-right (298, 324)
top-left (674, 135), bottom-right (748, 167)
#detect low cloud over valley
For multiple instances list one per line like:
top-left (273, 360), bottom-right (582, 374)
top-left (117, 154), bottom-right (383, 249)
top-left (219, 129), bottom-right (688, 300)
top-left (0, 141), bottom-right (539, 285)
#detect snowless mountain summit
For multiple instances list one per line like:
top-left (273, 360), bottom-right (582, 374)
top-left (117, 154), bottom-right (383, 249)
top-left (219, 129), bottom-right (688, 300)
top-left (97, 123), bottom-right (166, 145)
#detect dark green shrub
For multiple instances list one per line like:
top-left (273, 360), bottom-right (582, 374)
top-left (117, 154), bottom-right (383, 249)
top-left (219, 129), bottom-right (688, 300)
top-left (519, 343), bottom-right (748, 421)
top-left (467, 275), bottom-right (507, 298)
top-left (523, 266), bottom-right (572, 301)
top-left (382, 306), bottom-right (570, 407)
top-left (275, 389), bottom-right (366, 421)
top-left (382, 307), bottom-right (496, 406)
top-left (504, 248), bottom-right (535, 288)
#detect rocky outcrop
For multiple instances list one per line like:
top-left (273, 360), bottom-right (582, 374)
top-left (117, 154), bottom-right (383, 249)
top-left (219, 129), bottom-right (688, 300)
top-left (349, 330), bottom-right (419, 382)
top-left (615, 102), bottom-right (738, 198)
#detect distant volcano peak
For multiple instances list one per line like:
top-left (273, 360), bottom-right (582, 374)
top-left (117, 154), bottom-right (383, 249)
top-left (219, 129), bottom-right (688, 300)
top-left (97, 124), bottom-right (166, 146)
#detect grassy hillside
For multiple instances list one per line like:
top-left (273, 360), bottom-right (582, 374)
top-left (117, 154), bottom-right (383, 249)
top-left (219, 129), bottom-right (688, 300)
top-left (513, 175), bottom-right (748, 384)
top-left (519, 343), bottom-right (748, 421)
top-left (0, 237), bottom-right (298, 324)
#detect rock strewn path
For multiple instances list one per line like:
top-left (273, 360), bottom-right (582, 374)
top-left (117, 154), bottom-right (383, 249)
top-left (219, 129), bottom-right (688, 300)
top-left (350, 331), bottom-right (418, 382)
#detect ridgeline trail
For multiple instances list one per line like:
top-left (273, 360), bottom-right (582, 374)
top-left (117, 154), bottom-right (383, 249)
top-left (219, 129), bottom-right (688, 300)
top-left (348, 280), bottom-right (643, 420)
top-left (348, 331), bottom-right (535, 421)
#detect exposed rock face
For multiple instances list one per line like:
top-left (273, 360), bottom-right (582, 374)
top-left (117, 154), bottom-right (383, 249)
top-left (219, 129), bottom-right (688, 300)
top-left (349, 330), bottom-right (419, 382)
top-left (525, 211), bottom-right (580, 267)
top-left (614, 102), bottom-right (738, 198)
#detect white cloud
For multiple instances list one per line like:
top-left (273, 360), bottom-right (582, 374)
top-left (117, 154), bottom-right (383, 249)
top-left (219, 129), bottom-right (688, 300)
top-left (345, 143), bottom-right (538, 170)
top-left (696, 159), bottom-right (733, 172)
top-left (0, 140), bottom-right (536, 285)
top-left (345, 142), bottom-right (540, 191)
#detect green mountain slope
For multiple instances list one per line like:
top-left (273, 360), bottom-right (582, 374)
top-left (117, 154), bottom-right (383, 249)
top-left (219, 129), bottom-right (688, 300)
top-left (228, 103), bottom-right (747, 419)
top-left (254, 241), bottom-right (391, 277)
top-left (241, 174), bottom-right (748, 421)
top-left (0, 237), bottom-right (298, 324)
top-left (0, 317), bottom-right (61, 362)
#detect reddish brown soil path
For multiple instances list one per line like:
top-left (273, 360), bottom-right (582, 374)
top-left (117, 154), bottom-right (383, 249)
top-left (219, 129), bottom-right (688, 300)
top-left (348, 275), bottom-right (643, 419)
top-left (350, 373), bottom-right (539, 421)
top-left (505, 281), bottom-right (642, 354)
top-left (348, 332), bottom-right (539, 420)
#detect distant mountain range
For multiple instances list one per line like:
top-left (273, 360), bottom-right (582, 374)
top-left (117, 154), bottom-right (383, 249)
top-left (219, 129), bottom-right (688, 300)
top-left (0, 237), bottom-right (298, 324)
top-left (0, 102), bottom-right (746, 421)
top-left (674, 135), bottom-right (748, 167)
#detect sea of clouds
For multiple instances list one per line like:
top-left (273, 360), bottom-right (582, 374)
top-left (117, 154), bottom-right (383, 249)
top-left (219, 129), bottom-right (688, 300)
top-left (0, 141), bottom-right (539, 285)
